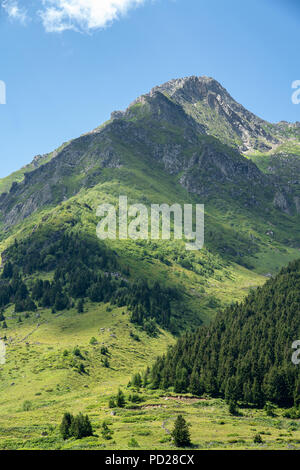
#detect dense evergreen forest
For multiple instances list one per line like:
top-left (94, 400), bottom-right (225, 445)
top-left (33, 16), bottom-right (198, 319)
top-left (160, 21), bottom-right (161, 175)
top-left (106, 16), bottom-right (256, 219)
top-left (0, 230), bottom-right (177, 334)
top-left (150, 260), bottom-right (300, 407)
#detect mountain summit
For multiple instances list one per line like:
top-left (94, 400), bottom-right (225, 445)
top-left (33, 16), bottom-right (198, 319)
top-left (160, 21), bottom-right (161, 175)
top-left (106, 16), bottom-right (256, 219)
top-left (114, 76), bottom-right (284, 153)
top-left (0, 76), bottom-right (268, 228)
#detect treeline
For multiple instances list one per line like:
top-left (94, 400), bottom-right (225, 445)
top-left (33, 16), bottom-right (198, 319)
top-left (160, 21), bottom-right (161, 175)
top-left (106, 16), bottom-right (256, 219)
top-left (0, 231), bottom-right (116, 314)
top-left (1, 230), bottom-right (177, 333)
top-left (0, 272), bottom-right (36, 312)
top-left (111, 279), bottom-right (177, 331)
top-left (3, 230), bottom-right (116, 274)
top-left (150, 259), bottom-right (300, 407)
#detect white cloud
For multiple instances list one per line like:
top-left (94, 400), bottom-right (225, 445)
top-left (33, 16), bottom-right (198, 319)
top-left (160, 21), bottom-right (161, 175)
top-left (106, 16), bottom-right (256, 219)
top-left (1, 0), bottom-right (148, 32)
top-left (1, 0), bottom-right (27, 24)
top-left (40, 0), bottom-right (146, 33)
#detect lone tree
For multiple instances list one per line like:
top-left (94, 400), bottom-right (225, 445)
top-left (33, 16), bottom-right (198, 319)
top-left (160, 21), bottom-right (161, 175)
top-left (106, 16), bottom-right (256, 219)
top-left (171, 415), bottom-right (191, 447)
top-left (109, 396), bottom-right (116, 408)
top-left (116, 388), bottom-right (126, 408)
top-left (101, 421), bottom-right (114, 440)
top-left (103, 357), bottom-right (110, 368)
top-left (228, 399), bottom-right (238, 416)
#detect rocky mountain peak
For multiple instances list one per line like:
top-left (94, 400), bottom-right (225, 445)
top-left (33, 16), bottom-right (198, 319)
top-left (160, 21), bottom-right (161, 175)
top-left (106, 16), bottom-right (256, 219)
top-left (1, 75), bottom-right (299, 229)
top-left (150, 75), bottom-right (230, 103)
top-left (150, 75), bottom-right (267, 128)
top-left (110, 76), bottom-right (281, 153)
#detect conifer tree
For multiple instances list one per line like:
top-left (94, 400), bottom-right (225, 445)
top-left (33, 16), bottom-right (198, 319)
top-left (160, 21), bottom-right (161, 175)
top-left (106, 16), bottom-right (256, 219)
top-left (77, 298), bottom-right (84, 313)
top-left (101, 421), bottom-right (113, 440)
top-left (116, 388), bottom-right (126, 408)
top-left (59, 412), bottom-right (74, 440)
top-left (171, 415), bottom-right (191, 447)
top-left (69, 413), bottom-right (93, 439)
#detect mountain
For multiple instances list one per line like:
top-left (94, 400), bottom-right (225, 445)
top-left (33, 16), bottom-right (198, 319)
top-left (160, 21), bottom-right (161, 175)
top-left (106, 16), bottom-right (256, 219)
top-left (0, 76), bottom-right (300, 449)
top-left (150, 258), bottom-right (300, 407)
top-left (0, 77), bottom-right (300, 276)
top-left (1, 76), bottom-right (300, 228)
top-left (130, 76), bottom-right (300, 152)
top-left (1, 75), bottom-right (300, 324)
top-left (0, 80), bottom-right (265, 227)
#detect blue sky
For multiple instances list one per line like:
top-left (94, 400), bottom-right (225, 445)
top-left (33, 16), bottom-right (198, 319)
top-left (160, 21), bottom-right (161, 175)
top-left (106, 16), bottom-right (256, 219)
top-left (0, 0), bottom-right (299, 177)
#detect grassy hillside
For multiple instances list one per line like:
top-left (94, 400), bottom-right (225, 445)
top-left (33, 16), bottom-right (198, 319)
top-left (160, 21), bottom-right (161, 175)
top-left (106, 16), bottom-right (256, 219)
top-left (1, 302), bottom-right (300, 450)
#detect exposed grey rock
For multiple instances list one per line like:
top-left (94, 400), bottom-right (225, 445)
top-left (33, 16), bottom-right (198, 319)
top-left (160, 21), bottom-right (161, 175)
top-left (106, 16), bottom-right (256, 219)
top-left (141, 76), bottom-right (281, 152)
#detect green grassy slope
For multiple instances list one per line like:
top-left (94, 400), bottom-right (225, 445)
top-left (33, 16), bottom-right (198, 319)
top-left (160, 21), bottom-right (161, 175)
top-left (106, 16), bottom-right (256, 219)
top-left (1, 303), bottom-right (300, 450)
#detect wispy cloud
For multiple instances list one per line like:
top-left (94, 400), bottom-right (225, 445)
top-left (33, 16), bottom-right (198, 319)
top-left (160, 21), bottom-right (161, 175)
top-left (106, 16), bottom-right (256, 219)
top-left (1, 0), bottom-right (147, 32)
top-left (1, 0), bottom-right (27, 24)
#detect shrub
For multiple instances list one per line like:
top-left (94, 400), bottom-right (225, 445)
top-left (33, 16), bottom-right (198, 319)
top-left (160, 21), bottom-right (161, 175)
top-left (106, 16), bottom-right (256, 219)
top-left (22, 400), bottom-right (32, 411)
top-left (78, 362), bottom-right (86, 374)
top-left (116, 389), bottom-right (126, 408)
top-left (101, 421), bottom-right (113, 440)
top-left (129, 394), bottom-right (143, 403)
top-left (100, 346), bottom-right (108, 355)
top-left (129, 331), bottom-right (140, 342)
top-left (253, 433), bottom-right (263, 444)
top-left (128, 438), bottom-right (140, 448)
top-left (264, 401), bottom-right (277, 417)
top-left (73, 347), bottom-right (82, 358)
top-left (283, 407), bottom-right (300, 419)
top-left (228, 400), bottom-right (238, 415)
top-left (109, 397), bottom-right (116, 408)
top-left (103, 357), bottom-right (110, 368)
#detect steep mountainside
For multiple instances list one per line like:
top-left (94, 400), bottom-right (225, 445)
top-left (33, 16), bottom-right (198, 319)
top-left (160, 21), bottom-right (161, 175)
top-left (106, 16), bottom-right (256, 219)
top-left (1, 76), bottom-right (300, 230)
top-left (151, 258), bottom-right (300, 407)
top-left (0, 147), bottom-right (66, 195)
top-left (0, 78), bottom-right (300, 285)
top-left (0, 87), bottom-right (264, 228)
top-left (0, 76), bottom-right (300, 449)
